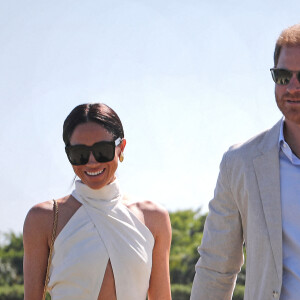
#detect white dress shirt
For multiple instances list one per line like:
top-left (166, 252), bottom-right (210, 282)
top-left (279, 119), bottom-right (300, 300)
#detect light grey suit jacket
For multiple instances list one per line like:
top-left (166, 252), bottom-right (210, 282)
top-left (191, 120), bottom-right (283, 300)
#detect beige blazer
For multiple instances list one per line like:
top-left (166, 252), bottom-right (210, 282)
top-left (191, 120), bottom-right (282, 300)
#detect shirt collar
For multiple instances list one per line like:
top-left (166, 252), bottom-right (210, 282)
top-left (278, 117), bottom-right (285, 147)
top-left (278, 117), bottom-right (300, 165)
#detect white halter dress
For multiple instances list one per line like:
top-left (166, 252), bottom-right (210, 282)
top-left (47, 180), bottom-right (154, 300)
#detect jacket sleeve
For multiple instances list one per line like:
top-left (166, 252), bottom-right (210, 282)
top-left (190, 152), bottom-right (244, 300)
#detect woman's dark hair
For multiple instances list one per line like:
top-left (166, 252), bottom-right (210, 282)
top-left (63, 103), bottom-right (124, 145)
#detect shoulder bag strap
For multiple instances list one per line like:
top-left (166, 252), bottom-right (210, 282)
top-left (42, 199), bottom-right (58, 300)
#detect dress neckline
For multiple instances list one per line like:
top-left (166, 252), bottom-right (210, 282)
top-left (72, 179), bottom-right (122, 211)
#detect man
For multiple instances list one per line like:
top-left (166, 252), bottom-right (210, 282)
top-left (191, 23), bottom-right (300, 300)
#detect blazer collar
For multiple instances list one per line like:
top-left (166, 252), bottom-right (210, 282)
top-left (257, 119), bottom-right (282, 154)
top-left (253, 119), bottom-right (282, 283)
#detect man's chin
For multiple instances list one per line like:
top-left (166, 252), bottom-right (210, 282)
top-left (284, 114), bottom-right (300, 127)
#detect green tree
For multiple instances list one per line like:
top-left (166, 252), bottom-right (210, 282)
top-left (169, 209), bottom-right (245, 300)
top-left (0, 232), bottom-right (23, 286)
top-left (169, 209), bottom-right (206, 299)
top-left (0, 232), bottom-right (24, 299)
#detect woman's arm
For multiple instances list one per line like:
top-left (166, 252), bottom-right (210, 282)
top-left (146, 204), bottom-right (172, 300)
top-left (23, 201), bottom-right (53, 300)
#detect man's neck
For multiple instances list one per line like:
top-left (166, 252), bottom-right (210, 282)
top-left (284, 119), bottom-right (300, 158)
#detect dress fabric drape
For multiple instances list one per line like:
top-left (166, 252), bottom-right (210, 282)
top-left (47, 180), bottom-right (154, 300)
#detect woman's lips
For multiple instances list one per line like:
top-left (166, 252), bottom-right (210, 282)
top-left (85, 169), bottom-right (105, 176)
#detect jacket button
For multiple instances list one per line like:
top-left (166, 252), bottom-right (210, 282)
top-left (273, 291), bottom-right (279, 298)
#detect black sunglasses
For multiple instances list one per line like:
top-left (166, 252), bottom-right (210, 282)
top-left (270, 68), bottom-right (300, 85)
top-left (65, 138), bottom-right (122, 165)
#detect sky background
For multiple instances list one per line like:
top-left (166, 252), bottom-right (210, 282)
top-left (1, 0), bottom-right (299, 233)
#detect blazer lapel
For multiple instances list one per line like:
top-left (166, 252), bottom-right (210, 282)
top-left (253, 120), bottom-right (282, 282)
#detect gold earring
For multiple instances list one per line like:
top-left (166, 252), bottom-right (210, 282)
top-left (119, 152), bottom-right (124, 162)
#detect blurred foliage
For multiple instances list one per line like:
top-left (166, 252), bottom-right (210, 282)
top-left (171, 283), bottom-right (191, 300)
top-left (169, 209), bottom-right (246, 300)
top-left (0, 210), bottom-right (245, 299)
top-left (0, 232), bottom-right (23, 286)
top-left (0, 232), bottom-right (24, 299)
top-left (169, 209), bottom-right (205, 286)
top-left (0, 284), bottom-right (24, 300)
top-left (233, 284), bottom-right (245, 300)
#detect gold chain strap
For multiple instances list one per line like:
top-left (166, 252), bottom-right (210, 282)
top-left (42, 200), bottom-right (58, 300)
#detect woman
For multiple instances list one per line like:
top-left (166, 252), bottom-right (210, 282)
top-left (23, 103), bottom-right (172, 300)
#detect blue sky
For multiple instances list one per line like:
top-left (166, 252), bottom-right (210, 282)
top-left (1, 0), bottom-right (299, 233)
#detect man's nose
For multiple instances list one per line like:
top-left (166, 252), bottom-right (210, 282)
top-left (287, 73), bottom-right (300, 93)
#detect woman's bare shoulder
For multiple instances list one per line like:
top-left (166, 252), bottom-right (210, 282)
top-left (23, 196), bottom-right (69, 240)
top-left (23, 200), bottom-right (55, 249)
top-left (136, 200), bottom-right (168, 217)
top-left (124, 195), bottom-right (167, 213)
top-left (24, 200), bottom-right (54, 230)
top-left (125, 198), bottom-right (171, 239)
top-left (23, 195), bottom-right (81, 249)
